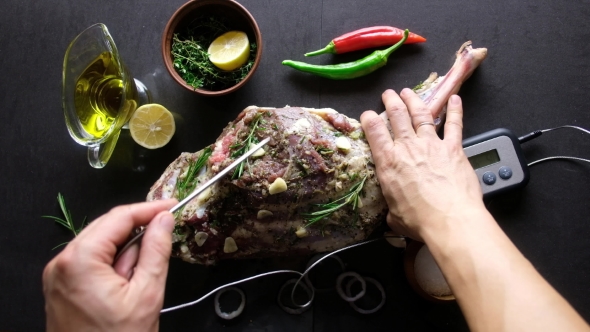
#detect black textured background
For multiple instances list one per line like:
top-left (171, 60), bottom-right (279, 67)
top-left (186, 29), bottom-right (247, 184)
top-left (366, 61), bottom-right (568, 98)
top-left (1, 0), bottom-right (589, 331)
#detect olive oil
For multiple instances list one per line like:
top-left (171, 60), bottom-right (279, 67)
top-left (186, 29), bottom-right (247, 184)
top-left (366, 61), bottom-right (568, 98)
top-left (73, 52), bottom-right (137, 140)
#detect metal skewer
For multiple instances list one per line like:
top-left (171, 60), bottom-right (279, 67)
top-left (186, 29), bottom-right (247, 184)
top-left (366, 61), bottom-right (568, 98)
top-left (114, 137), bottom-right (271, 263)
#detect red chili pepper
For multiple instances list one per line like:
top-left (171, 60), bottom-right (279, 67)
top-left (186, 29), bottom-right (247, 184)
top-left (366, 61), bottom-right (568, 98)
top-left (305, 26), bottom-right (426, 57)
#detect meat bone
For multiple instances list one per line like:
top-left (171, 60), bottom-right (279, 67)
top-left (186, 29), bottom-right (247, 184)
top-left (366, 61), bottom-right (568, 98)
top-left (379, 41), bottom-right (488, 133)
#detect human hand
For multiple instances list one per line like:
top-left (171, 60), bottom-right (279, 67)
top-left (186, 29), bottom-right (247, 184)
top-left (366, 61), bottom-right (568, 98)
top-left (360, 89), bottom-right (484, 241)
top-left (43, 199), bottom-right (178, 332)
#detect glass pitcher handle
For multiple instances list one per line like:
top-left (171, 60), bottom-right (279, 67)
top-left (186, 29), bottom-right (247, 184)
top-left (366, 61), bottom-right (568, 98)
top-left (87, 129), bottom-right (122, 169)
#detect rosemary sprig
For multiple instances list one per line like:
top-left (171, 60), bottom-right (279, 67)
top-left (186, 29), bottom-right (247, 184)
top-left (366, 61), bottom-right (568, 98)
top-left (230, 114), bottom-right (262, 179)
top-left (176, 147), bottom-right (213, 201)
top-left (412, 81), bottom-right (425, 91)
top-left (316, 146), bottom-right (334, 156)
top-left (42, 193), bottom-right (86, 250)
top-left (171, 15), bottom-right (257, 90)
top-left (302, 176), bottom-right (367, 227)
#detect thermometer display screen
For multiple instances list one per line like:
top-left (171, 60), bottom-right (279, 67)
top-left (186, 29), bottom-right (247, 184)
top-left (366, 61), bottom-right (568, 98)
top-left (468, 149), bottom-right (500, 169)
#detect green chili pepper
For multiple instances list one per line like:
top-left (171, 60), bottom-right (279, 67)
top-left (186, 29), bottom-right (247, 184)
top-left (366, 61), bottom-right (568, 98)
top-left (282, 29), bottom-right (409, 80)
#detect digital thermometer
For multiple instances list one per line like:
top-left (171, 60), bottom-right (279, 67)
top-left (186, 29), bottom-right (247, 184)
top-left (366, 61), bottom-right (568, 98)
top-left (462, 128), bottom-right (530, 197)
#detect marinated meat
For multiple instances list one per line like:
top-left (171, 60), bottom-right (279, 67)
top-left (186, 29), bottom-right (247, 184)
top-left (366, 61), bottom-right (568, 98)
top-left (147, 41), bottom-right (487, 265)
top-left (148, 106), bottom-right (386, 265)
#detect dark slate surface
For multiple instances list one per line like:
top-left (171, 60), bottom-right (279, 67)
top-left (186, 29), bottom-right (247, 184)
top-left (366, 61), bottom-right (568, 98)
top-left (1, 0), bottom-right (590, 331)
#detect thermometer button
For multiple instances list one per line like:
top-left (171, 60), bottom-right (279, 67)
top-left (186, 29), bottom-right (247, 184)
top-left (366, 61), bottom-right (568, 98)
top-left (482, 171), bottom-right (497, 185)
top-left (498, 166), bottom-right (513, 180)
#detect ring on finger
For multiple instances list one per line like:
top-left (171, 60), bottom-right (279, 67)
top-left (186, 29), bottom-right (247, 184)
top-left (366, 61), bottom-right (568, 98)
top-left (416, 121), bottom-right (435, 129)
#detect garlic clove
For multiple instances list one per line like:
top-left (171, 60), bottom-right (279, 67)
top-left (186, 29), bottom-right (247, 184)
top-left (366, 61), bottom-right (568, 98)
top-left (335, 136), bottom-right (351, 152)
top-left (250, 147), bottom-right (265, 158)
top-left (357, 197), bottom-right (363, 208)
top-left (257, 209), bottom-right (274, 219)
top-left (295, 226), bottom-right (309, 238)
top-left (180, 244), bottom-right (189, 254)
top-left (195, 232), bottom-right (208, 247)
top-left (224, 237), bottom-right (238, 253)
top-left (269, 177), bottom-right (288, 195)
top-left (196, 187), bottom-right (213, 205)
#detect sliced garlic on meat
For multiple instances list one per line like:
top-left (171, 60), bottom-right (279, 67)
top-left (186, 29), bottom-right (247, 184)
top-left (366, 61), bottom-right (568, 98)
top-left (196, 187), bottom-right (213, 205)
top-left (335, 136), bottom-right (351, 152)
top-left (180, 244), bottom-right (189, 254)
top-left (349, 131), bottom-right (361, 139)
top-left (195, 232), bottom-right (208, 247)
top-left (250, 147), bottom-right (265, 158)
top-left (295, 226), bottom-right (309, 238)
top-left (224, 237), bottom-right (238, 253)
top-left (289, 118), bottom-right (312, 134)
top-left (357, 198), bottom-right (363, 208)
top-left (257, 209), bottom-right (274, 219)
top-left (196, 206), bottom-right (207, 219)
top-left (269, 178), bottom-right (287, 195)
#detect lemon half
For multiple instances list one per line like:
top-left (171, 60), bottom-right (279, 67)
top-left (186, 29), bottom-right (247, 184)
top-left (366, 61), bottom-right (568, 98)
top-left (208, 31), bottom-right (250, 71)
top-left (129, 104), bottom-right (175, 149)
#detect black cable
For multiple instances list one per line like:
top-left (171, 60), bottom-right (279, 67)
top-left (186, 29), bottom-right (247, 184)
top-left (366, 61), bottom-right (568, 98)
top-left (517, 130), bottom-right (542, 143)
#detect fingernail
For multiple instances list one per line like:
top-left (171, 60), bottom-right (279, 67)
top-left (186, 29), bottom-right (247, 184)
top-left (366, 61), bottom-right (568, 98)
top-left (400, 88), bottom-right (412, 96)
top-left (159, 212), bottom-right (175, 231)
top-left (382, 89), bottom-right (395, 98)
top-left (450, 95), bottom-right (461, 105)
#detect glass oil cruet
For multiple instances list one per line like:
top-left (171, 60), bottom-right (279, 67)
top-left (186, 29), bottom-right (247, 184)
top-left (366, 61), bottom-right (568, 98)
top-left (62, 23), bottom-right (150, 168)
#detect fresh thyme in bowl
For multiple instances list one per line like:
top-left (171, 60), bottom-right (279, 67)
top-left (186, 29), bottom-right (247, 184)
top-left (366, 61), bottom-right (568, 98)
top-left (302, 176), bottom-right (367, 227)
top-left (171, 15), bottom-right (257, 90)
top-left (42, 193), bottom-right (87, 250)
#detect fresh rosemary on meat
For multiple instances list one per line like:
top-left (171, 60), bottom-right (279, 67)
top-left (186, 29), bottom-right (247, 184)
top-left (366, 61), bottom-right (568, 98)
top-left (302, 175), bottom-right (367, 227)
top-left (230, 114), bottom-right (263, 179)
top-left (42, 193), bottom-right (87, 250)
top-left (176, 147), bottom-right (213, 201)
top-left (316, 146), bottom-right (334, 155)
top-left (412, 81), bottom-right (425, 91)
top-left (171, 15), bottom-right (257, 90)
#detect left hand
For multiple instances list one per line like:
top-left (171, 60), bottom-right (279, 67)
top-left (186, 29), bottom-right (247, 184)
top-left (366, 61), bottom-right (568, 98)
top-left (42, 199), bottom-right (177, 332)
top-left (360, 89), bottom-right (483, 241)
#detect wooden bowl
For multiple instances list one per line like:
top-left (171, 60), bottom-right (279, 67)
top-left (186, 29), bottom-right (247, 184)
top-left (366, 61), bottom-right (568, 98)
top-left (161, 0), bottom-right (262, 96)
top-left (403, 241), bottom-right (456, 303)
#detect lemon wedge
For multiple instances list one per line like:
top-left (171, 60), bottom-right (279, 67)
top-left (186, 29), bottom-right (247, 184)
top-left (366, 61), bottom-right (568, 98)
top-left (208, 31), bottom-right (250, 71)
top-left (129, 104), bottom-right (175, 149)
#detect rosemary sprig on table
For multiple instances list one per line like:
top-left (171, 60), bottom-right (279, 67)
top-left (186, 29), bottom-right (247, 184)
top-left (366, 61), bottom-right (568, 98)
top-left (230, 114), bottom-right (262, 179)
top-left (176, 147), bottom-right (213, 201)
top-left (302, 176), bottom-right (367, 227)
top-left (171, 15), bottom-right (257, 90)
top-left (42, 193), bottom-right (86, 250)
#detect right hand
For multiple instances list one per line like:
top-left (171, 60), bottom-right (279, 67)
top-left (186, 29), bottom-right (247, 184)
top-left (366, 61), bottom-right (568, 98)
top-left (43, 199), bottom-right (177, 331)
top-left (360, 88), bottom-right (484, 241)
